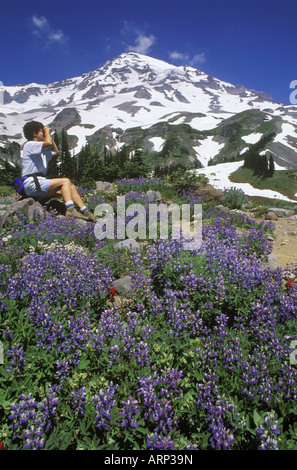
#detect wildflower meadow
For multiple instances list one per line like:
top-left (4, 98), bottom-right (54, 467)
top-left (0, 176), bottom-right (297, 451)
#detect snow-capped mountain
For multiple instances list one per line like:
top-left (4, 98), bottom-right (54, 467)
top-left (1, 52), bottom-right (297, 169)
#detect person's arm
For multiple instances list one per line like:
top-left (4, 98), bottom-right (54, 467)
top-left (43, 126), bottom-right (59, 156)
top-left (42, 126), bottom-right (53, 149)
top-left (51, 140), bottom-right (60, 157)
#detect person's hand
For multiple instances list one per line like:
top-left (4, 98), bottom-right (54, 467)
top-left (42, 126), bottom-right (53, 146)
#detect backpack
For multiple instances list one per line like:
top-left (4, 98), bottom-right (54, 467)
top-left (13, 175), bottom-right (28, 197)
top-left (13, 174), bottom-right (42, 198)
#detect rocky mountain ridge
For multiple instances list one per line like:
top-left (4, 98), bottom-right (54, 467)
top-left (0, 52), bottom-right (296, 169)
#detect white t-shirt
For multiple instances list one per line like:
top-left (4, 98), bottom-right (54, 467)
top-left (22, 141), bottom-right (53, 176)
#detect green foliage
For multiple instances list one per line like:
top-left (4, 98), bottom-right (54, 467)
top-left (0, 185), bottom-right (15, 196)
top-left (118, 150), bottom-right (152, 179)
top-left (0, 158), bottom-right (22, 186)
top-left (165, 167), bottom-right (208, 194)
top-left (268, 153), bottom-right (275, 177)
top-left (47, 131), bottom-right (60, 178)
top-left (60, 129), bottom-right (75, 179)
top-left (1, 160), bottom-right (297, 451)
top-left (242, 132), bottom-right (276, 177)
top-left (230, 166), bottom-right (297, 200)
top-left (154, 161), bottom-right (200, 178)
top-left (223, 187), bottom-right (248, 209)
top-left (74, 144), bottom-right (152, 185)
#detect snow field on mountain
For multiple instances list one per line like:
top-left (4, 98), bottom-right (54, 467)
top-left (194, 138), bottom-right (225, 167)
top-left (69, 126), bottom-right (97, 154)
top-left (148, 137), bottom-right (165, 152)
top-left (242, 133), bottom-right (263, 144)
top-left (276, 122), bottom-right (297, 151)
top-left (1, 52), bottom-right (296, 182)
top-left (196, 160), bottom-right (297, 202)
top-left (188, 115), bottom-right (226, 131)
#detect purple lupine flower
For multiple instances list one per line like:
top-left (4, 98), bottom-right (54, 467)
top-left (146, 432), bottom-right (176, 450)
top-left (56, 359), bottom-right (70, 381)
top-left (196, 372), bottom-right (234, 450)
top-left (257, 411), bottom-right (281, 450)
top-left (39, 385), bottom-right (60, 433)
top-left (120, 397), bottom-right (140, 428)
top-left (71, 387), bottom-right (87, 416)
top-left (8, 388), bottom-right (59, 450)
top-left (137, 370), bottom-right (181, 434)
top-left (108, 344), bottom-right (121, 366)
top-left (93, 382), bottom-right (118, 430)
top-left (6, 343), bottom-right (26, 375)
top-left (130, 341), bottom-right (150, 367)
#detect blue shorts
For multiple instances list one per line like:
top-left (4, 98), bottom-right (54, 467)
top-left (23, 176), bottom-right (51, 201)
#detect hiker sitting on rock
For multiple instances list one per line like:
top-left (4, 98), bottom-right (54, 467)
top-left (21, 121), bottom-right (96, 222)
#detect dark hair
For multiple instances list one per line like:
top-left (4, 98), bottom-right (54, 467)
top-left (23, 121), bottom-right (44, 140)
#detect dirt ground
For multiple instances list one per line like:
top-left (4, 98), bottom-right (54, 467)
top-left (269, 216), bottom-right (297, 269)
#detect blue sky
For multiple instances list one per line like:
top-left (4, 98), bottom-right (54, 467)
top-left (0, 0), bottom-right (296, 104)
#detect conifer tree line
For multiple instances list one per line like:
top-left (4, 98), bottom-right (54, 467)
top-left (0, 142), bottom-right (22, 186)
top-left (47, 128), bottom-right (197, 186)
top-left (46, 129), bottom-right (153, 187)
top-left (242, 132), bottom-right (276, 177)
top-left (0, 127), bottom-right (278, 188)
top-left (0, 128), bottom-right (199, 187)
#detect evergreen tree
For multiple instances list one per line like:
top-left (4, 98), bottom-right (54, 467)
top-left (53, 130), bottom-right (60, 149)
top-left (115, 146), bottom-right (129, 167)
top-left (243, 132), bottom-right (276, 174)
top-left (77, 144), bottom-right (91, 181)
top-left (243, 148), bottom-right (258, 170)
top-left (60, 129), bottom-right (75, 179)
top-left (268, 154), bottom-right (275, 177)
top-left (101, 160), bottom-right (119, 181)
top-left (103, 146), bottom-right (113, 165)
top-left (81, 146), bottom-right (104, 186)
top-left (0, 159), bottom-right (22, 185)
top-left (118, 148), bottom-right (152, 179)
top-left (253, 154), bottom-right (268, 177)
top-left (47, 130), bottom-right (60, 178)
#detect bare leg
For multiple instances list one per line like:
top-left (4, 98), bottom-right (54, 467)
top-left (45, 178), bottom-right (85, 209)
top-left (44, 177), bottom-right (96, 221)
top-left (69, 184), bottom-right (85, 210)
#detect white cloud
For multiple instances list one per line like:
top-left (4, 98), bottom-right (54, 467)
top-left (32, 15), bottom-right (48, 30)
top-left (31, 14), bottom-right (67, 46)
top-left (169, 51), bottom-right (190, 61)
top-left (169, 50), bottom-right (206, 67)
top-left (190, 53), bottom-right (206, 66)
top-left (121, 21), bottom-right (156, 55)
top-left (48, 30), bottom-right (65, 43)
top-left (126, 33), bottom-right (156, 55)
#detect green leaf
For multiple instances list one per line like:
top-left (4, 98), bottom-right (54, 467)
top-left (253, 409), bottom-right (263, 427)
top-left (78, 357), bottom-right (90, 370)
top-left (136, 426), bottom-right (149, 435)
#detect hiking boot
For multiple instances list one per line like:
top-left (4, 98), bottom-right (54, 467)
top-left (82, 209), bottom-right (98, 222)
top-left (65, 206), bottom-right (90, 221)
